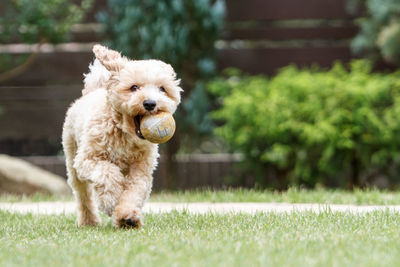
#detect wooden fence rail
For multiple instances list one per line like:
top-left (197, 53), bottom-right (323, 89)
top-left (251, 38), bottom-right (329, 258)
top-left (0, 0), bottom-right (364, 85)
top-left (0, 0), bottom-right (366, 155)
top-left (0, 0), bottom-right (369, 160)
top-left (0, 0), bottom-right (370, 188)
top-left (21, 154), bottom-right (244, 189)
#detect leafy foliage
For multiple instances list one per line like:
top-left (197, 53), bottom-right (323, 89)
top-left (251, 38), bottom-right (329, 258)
top-left (0, 0), bottom-right (92, 44)
top-left (209, 61), bottom-right (400, 188)
top-left (99, 0), bottom-right (224, 80)
top-left (99, 0), bottom-right (225, 142)
top-left (0, 0), bottom-right (92, 77)
top-left (351, 0), bottom-right (400, 65)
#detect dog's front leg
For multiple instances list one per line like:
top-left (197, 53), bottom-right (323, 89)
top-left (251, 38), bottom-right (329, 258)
top-left (113, 162), bottom-right (153, 228)
top-left (74, 158), bottom-right (124, 216)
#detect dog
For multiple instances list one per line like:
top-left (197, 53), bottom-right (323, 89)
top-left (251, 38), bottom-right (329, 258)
top-left (62, 44), bottom-right (182, 228)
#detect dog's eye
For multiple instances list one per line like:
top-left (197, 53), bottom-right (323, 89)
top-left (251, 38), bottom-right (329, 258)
top-left (159, 86), bottom-right (166, 92)
top-left (130, 85), bottom-right (139, 91)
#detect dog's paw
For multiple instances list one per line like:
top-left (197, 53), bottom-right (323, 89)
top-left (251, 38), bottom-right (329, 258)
top-left (113, 206), bottom-right (143, 229)
top-left (77, 215), bottom-right (101, 227)
top-left (119, 218), bottom-right (141, 228)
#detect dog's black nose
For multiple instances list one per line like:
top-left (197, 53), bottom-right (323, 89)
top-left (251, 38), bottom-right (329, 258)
top-left (143, 100), bottom-right (156, 111)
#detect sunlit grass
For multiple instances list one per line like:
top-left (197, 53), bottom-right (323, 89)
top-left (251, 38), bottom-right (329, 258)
top-left (0, 192), bottom-right (73, 203)
top-left (2, 187), bottom-right (400, 205)
top-left (150, 187), bottom-right (400, 205)
top-left (1, 210), bottom-right (400, 266)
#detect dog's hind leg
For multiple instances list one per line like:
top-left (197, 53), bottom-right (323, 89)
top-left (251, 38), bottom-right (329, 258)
top-left (68, 175), bottom-right (101, 227)
top-left (63, 134), bottom-right (101, 227)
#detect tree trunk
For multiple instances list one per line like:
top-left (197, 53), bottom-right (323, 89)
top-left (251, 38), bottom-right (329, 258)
top-left (163, 76), bottom-right (194, 190)
top-left (165, 129), bottom-right (180, 189)
top-left (348, 151), bottom-right (359, 190)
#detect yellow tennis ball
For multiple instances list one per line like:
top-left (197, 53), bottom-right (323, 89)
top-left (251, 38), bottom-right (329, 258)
top-left (140, 112), bottom-right (176, 144)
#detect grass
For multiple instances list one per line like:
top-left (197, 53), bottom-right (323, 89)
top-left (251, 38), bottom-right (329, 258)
top-left (3, 187), bottom-right (400, 205)
top-left (1, 210), bottom-right (400, 266)
top-left (0, 193), bottom-right (73, 203)
top-left (150, 187), bottom-right (400, 205)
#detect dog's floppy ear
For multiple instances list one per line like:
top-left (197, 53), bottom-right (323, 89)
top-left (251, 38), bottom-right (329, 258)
top-left (93, 44), bottom-right (125, 72)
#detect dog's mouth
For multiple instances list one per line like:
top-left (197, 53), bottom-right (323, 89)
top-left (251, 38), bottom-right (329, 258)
top-left (134, 115), bottom-right (145, 139)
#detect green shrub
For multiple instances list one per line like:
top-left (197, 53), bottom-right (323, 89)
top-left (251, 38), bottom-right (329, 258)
top-left (0, 0), bottom-right (92, 79)
top-left (99, 0), bottom-right (225, 142)
top-left (209, 61), bottom-right (400, 189)
top-left (351, 0), bottom-right (400, 65)
top-left (0, 0), bottom-right (92, 44)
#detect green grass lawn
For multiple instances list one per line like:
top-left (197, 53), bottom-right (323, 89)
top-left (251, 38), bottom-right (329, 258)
top-left (3, 187), bottom-right (400, 205)
top-left (1, 210), bottom-right (400, 266)
top-left (150, 188), bottom-right (400, 205)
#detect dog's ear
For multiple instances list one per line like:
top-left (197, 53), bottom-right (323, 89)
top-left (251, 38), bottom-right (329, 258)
top-left (93, 44), bottom-right (125, 72)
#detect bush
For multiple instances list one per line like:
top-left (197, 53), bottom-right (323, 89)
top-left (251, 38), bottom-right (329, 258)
top-left (99, 0), bottom-right (225, 142)
top-left (351, 0), bottom-right (400, 65)
top-left (0, 0), bottom-right (92, 80)
top-left (0, 0), bottom-right (92, 44)
top-left (209, 61), bottom-right (400, 189)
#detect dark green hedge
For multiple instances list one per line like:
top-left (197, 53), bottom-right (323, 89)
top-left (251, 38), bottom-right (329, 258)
top-left (209, 61), bottom-right (400, 189)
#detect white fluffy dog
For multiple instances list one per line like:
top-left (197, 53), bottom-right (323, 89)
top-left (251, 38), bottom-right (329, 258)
top-left (62, 44), bottom-right (182, 228)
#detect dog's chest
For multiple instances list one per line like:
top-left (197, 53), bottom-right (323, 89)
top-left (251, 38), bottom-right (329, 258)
top-left (104, 136), bottom-right (147, 170)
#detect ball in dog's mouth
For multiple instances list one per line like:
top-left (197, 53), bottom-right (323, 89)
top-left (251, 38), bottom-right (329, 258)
top-left (134, 115), bottom-right (145, 139)
top-left (139, 112), bottom-right (176, 144)
top-left (134, 113), bottom-right (176, 143)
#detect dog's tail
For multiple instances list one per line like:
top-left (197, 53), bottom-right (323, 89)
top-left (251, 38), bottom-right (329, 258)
top-left (82, 59), bottom-right (111, 95)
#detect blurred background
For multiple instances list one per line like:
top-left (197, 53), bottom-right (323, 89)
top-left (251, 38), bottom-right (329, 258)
top-left (1, 0), bottom-right (400, 193)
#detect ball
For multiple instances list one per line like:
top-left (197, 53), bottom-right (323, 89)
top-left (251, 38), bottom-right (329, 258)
top-left (140, 112), bottom-right (176, 144)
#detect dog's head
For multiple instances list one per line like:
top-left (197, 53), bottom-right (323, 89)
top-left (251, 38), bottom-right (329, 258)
top-left (93, 44), bottom-right (182, 140)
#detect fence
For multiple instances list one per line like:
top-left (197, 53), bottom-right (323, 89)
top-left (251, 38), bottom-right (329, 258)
top-left (21, 154), bottom-right (244, 189)
top-left (0, 0), bottom-right (365, 187)
top-left (1, 0), bottom-right (362, 84)
top-left (0, 0), bottom-right (364, 155)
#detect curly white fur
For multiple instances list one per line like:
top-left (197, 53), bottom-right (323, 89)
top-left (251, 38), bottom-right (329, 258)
top-left (82, 59), bottom-right (111, 95)
top-left (62, 44), bottom-right (182, 228)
